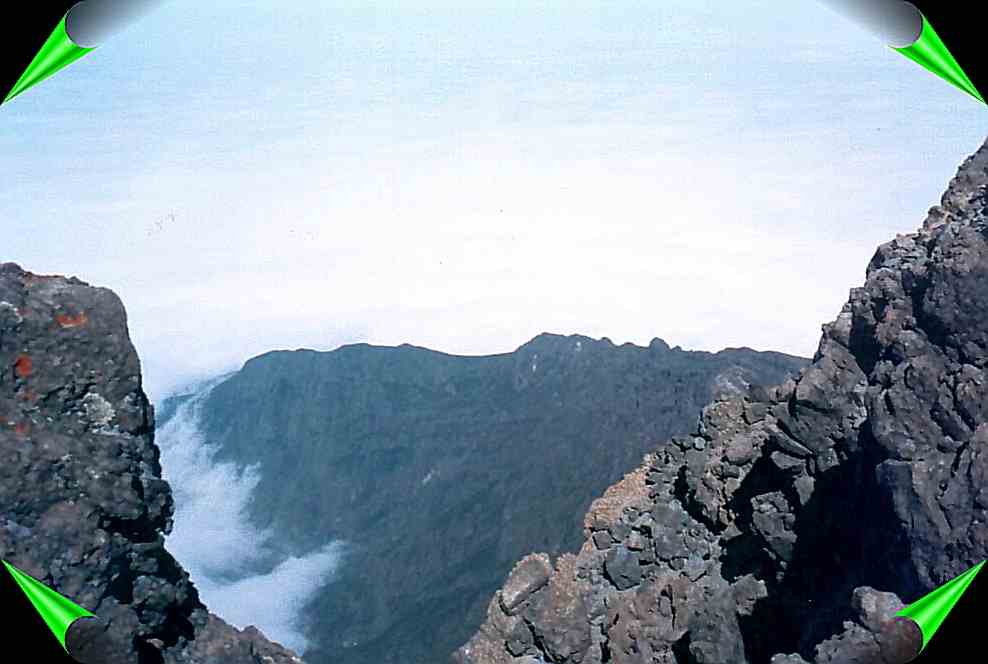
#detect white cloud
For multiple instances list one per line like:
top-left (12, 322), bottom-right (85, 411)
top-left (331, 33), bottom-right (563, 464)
top-left (155, 380), bottom-right (344, 653)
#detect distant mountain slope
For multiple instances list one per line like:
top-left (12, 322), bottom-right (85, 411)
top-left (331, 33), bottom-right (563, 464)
top-left (457, 138), bottom-right (988, 664)
top-left (0, 263), bottom-right (299, 664)
top-left (167, 334), bottom-right (807, 664)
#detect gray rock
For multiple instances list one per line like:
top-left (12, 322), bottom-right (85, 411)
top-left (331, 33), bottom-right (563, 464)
top-left (499, 554), bottom-right (552, 615)
top-left (770, 656), bottom-right (810, 664)
top-left (851, 587), bottom-right (904, 633)
top-left (0, 264), bottom-right (300, 664)
top-left (604, 545), bottom-right (642, 590)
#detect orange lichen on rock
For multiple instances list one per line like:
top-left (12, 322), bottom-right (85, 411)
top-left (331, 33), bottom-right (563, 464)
top-left (55, 311), bottom-right (88, 328)
top-left (13, 354), bottom-right (32, 378)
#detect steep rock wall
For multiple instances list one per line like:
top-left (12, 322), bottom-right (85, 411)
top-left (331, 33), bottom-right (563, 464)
top-left (0, 263), bottom-right (300, 664)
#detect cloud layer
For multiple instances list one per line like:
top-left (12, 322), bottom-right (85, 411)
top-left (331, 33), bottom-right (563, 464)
top-left (155, 380), bottom-right (343, 653)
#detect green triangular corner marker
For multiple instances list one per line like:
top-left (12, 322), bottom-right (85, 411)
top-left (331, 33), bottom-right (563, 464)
top-left (896, 559), bottom-right (986, 652)
top-left (892, 13), bottom-right (985, 105)
top-left (2, 560), bottom-right (94, 652)
top-left (2, 14), bottom-right (95, 104)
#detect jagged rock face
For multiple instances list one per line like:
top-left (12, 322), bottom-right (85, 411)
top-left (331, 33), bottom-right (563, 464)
top-left (0, 263), bottom-right (299, 664)
top-left (456, 138), bottom-right (988, 664)
top-left (174, 332), bottom-right (806, 664)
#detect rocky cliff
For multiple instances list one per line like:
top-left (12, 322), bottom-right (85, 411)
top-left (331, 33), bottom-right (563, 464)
top-left (456, 137), bottom-right (988, 664)
top-left (164, 332), bottom-right (806, 664)
top-left (0, 262), bottom-right (300, 664)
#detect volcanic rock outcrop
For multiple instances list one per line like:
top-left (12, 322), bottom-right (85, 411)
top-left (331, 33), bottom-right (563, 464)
top-left (456, 138), bottom-right (988, 664)
top-left (0, 262), bottom-right (299, 664)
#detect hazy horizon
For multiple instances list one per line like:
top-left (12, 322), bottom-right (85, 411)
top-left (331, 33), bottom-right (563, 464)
top-left (2, 0), bottom-right (986, 402)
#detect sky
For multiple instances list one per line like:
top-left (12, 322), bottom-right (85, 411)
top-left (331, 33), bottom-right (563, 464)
top-left (1, 0), bottom-right (986, 402)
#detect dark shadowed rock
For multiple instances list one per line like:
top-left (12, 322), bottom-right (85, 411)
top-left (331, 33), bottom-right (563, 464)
top-left (66, 617), bottom-right (132, 664)
top-left (455, 136), bottom-right (988, 663)
top-left (877, 617), bottom-right (922, 664)
top-left (0, 263), bottom-right (299, 664)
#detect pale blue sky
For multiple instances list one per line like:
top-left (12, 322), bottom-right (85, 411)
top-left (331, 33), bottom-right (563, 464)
top-left (1, 0), bottom-right (985, 400)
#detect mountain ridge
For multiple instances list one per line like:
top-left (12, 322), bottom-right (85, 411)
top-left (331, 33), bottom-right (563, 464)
top-left (166, 328), bottom-right (807, 664)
